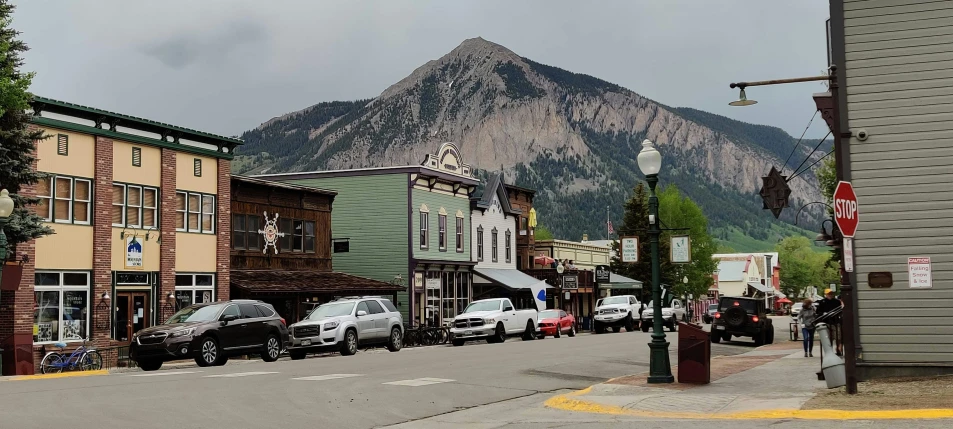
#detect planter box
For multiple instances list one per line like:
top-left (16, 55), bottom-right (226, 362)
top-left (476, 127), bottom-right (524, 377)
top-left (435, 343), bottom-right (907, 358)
top-left (0, 263), bottom-right (22, 291)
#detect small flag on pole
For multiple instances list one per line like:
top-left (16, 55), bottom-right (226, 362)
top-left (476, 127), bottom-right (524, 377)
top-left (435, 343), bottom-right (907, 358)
top-left (607, 220), bottom-right (614, 234)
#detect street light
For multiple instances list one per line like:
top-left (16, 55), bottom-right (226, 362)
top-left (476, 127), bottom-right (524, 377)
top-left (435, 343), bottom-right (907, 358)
top-left (0, 189), bottom-right (15, 272)
top-left (637, 140), bottom-right (674, 384)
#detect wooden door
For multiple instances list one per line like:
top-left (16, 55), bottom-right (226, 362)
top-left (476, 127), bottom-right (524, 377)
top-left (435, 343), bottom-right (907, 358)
top-left (116, 291), bottom-right (151, 342)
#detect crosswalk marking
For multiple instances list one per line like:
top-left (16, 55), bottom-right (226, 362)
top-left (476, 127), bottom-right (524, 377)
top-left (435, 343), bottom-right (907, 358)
top-left (128, 371), bottom-right (201, 377)
top-left (292, 374), bottom-right (364, 381)
top-left (203, 371), bottom-right (279, 378)
top-left (383, 377), bottom-right (455, 387)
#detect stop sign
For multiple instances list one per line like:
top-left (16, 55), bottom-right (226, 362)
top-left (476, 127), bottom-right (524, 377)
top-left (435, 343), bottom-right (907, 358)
top-left (834, 181), bottom-right (859, 237)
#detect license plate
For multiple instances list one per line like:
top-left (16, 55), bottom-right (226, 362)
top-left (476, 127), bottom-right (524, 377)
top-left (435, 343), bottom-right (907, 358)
top-left (716, 326), bottom-right (725, 330)
top-left (465, 330), bottom-right (472, 336)
top-left (301, 339), bottom-right (311, 346)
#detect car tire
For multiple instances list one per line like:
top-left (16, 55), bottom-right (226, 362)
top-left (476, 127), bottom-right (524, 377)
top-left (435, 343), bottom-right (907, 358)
top-left (195, 337), bottom-right (220, 367)
top-left (262, 334), bottom-right (281, 362)
top-left (710, 332), bottom-right (721, 343)
top-left (593, 321), bottom-right (602, 334)
top-left (212, 356), bottom-right (229, 366)
top-left (138, 360), bottom-right (162, 371)
top-left (340, 329), bottom-right (358, 356)
top-left (568, 325), bottom-right (575, 337)
top-left (495, 323), bottom-right (507, 343)
top-left (452, 339), bottom-right (465, 347)
top-left (522, 321), bottom-right (536, 341)
top-left (612, 326), bottom-right (622, 333)
top-left (289, 350), bottom-right (306, 360)
top-left (641, 323), bottom-right (650, 332)
top-left (723, 333), bottom-right (731, 342)
top-left (387, 327), bottom-right (402, 352)
top-left (669, 320), bottom-right (678, 332)
top-left (755, 331), bottom-right (765, 346)
top-left (766, 328), bottom-right (775, 345)
top-left (554, 326), bottom-right (561, 338)
top-left (624, 315), bottom-right (635, 332)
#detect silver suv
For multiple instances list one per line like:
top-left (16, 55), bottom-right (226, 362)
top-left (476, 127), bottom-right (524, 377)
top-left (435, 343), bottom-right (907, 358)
top-left (287, 296), bottom-right (403, 359)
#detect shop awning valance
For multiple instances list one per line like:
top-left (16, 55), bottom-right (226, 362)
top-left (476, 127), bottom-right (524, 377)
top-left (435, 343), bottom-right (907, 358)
top-left (473, 268), bottom-right (550, 291)
top-left (231, 270), bottom-right (404, 294)
top-left (604, 272), bottom-right (643, 290)
top-left (747, 282), bottom-right (772, 294)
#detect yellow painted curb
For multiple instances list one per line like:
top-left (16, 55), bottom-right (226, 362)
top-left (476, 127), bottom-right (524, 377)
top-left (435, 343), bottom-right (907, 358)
top-left (544, 390), bottom-right (953, 420)
top-left (10, 369), bottom-right (109, 381)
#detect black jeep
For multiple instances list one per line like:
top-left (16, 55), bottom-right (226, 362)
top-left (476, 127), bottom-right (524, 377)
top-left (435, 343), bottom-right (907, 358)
top-left (710, 296), bottom-right (774, 345)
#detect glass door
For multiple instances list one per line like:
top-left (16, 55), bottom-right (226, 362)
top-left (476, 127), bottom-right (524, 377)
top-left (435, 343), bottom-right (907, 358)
top-left (116, 291), bottom-right (151, 342)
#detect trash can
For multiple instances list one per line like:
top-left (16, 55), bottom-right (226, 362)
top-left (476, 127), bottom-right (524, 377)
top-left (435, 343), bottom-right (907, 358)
top-left (677, 322), bottom-right (710, 384)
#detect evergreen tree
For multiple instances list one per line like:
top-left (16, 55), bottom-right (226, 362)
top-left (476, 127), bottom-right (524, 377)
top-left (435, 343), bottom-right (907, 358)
top-left (0, 0), bottom-right (53, 255)
top-left (610, 183), bottom-right (670, 303)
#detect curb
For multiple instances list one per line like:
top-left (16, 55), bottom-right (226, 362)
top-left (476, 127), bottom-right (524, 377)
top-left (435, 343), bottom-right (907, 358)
top-left (8, 369), bottom-right (109, 381)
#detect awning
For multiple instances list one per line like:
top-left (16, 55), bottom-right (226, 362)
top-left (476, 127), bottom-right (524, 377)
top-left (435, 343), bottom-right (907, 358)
top-left (231, 270), bottom-right (404, 294)
top-left (604, 272), bottom-right (643, 289)
top-left (747, 282), bottom-right (772, 294)
top-left (473, 268), bottom-right (550, 291)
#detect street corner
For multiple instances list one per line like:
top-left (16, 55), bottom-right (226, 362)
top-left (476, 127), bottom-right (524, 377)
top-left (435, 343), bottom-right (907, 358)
top-left (6, 369), bottom-right (110, 381)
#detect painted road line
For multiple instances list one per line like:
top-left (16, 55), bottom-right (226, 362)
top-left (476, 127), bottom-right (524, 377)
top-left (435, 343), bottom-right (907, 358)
top-left (292, 374), bottom-right (364, 381)
top-left (10, 369), bottom-right (110, 381)
top-left (543, 388), bottom-right (953, 420)
top-left (203, 371), bottom-right (280, 378)
top-left (383, 378), bottom-right (455, 387)
top-left (128, 371), bottom-right (202, 377)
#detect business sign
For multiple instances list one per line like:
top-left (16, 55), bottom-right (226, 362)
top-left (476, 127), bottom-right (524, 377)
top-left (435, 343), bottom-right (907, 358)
top-left (425, 278), bottom-right (441, 290)
top-left (670, 235), bottom-right (691, 263)
top-left (594, 265), bottom-right (611, 283)
top-left (125, 236), bottom-right (143, 269)
top-left (620, 237), bottom-right (639, 263)
top-left (843, 238), bottom-right (854, 273)
top-left (562, 275), bottom-right (578, 290)
top-left (258, 211), bottom-right (286, 254)
top-left (908, 257), bottom-right (932, 289)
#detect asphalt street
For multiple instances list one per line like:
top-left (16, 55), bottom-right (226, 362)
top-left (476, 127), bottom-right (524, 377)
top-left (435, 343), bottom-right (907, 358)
top-left (0, 326), bottom-right (755, 429)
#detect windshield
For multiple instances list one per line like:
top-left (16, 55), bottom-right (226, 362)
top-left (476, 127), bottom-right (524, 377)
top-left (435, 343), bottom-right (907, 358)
top-left (165, 304), bottom-right (223, 324)
top-left (307, 302), bottom-right (355, 320)
top-left (539, 310), bottom-right (559, 319)
top-left (463, 300), bottom-right (502, 313)
top-left (600, 297), bottom-right (629, 306)
top-left (708, 304), bottom-right (718, 310)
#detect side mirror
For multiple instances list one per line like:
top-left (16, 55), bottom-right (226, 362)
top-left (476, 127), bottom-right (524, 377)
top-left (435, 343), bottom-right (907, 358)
top-left (221, 314), bottom-right (239, 324)
top-left (357, 310), bottom-right (368, 317)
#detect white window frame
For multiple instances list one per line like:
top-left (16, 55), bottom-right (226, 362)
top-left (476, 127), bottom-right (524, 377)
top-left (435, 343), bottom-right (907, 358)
top-left (438, 214), bottom-right (447, 251)
top-left (420, 212), bottom-right (429, 250)
top-left (38, 175), bottom-right (92, 225)
top-left (176, 191), bottom-right (187, 232)
top-left (174, 273), bottom-right (216, 308)
top-left (177, 191), bottom-right (215, 234)
top-left (113, 183), bottom-right (159, 228)
top-left (505, 229), bottom-right (512, 264)
top-left (455, 217), bottom-right (464, 253)
top-left (477, 226), bottom-right (484, 261)
top-left (491, 228), bottom-right (498, 263)
top-left (33, 271), bottom-right (91, 345)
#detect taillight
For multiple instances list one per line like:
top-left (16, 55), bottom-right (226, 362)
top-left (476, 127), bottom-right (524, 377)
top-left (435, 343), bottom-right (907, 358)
top-left (714, 313), bottom-right (721, 319)
top-left (751, 315), bottom-right (760, 323)
top-left (280, 318), bottom-right (287, 325)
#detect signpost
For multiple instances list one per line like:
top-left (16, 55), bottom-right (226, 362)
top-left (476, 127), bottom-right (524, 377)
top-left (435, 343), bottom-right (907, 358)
top-left (594, 265), bottom-right (611, 283)
top-left (620, 237), bottom-right (639, 263)
top-left (833, 181), bottom-right (859, 238)
top-left (843, 238), bottom-right (854, 273)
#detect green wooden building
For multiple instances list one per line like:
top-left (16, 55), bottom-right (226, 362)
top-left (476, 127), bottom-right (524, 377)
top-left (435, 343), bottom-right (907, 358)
top-left (256, 143), bottom-right (479, 326)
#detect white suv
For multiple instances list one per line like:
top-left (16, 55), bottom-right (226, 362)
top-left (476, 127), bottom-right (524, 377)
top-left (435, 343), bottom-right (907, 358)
top-left (594, 295), bottom-right (641, 333)
top-left (287, 296), bottom-right (403, 359)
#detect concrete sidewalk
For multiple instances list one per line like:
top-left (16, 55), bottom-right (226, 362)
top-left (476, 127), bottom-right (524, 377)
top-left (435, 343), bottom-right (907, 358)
top-left (544, 341), bottom-right (953, 420)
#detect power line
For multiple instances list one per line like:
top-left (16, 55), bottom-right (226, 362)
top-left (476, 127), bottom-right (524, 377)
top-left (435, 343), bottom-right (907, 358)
top-left (788, 130), bottom-right (832, 180)
top-left (781, 110), bottom-right (818, 175)
top-left (789, 148), bottom-right (834, 181)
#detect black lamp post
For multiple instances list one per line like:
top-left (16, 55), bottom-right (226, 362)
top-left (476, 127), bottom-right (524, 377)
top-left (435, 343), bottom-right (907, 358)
top-left (638, 140), bottom-right (674, 384)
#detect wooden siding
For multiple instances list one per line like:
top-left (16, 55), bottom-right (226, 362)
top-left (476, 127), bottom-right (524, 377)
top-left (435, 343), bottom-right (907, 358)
top-left (471, 193), bottom-right (518, 269)
top-left (281, 174), bottom-right (410, 316)
top-left (844, 0), bottom-right (953, 364)
top-left (412, 188), bottom-right (472, 263)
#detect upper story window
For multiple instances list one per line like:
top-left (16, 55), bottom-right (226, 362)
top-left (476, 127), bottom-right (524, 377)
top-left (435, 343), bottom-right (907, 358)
top-left (477, 226), bottom-right (484, 261)
top-left (438, 214), bottom-right (447, 251)
top-left (36, 175), bottom-right (91, 225)
top-left (491, 227), bottom-right (499, 263)
top-left (419, 204), bottom-right (430, 250)
top-left (175, 191), bottom-right (215, 234)
top-left (505, 229), bottom-right (512, 263)
top-left (232, 214), bottom-right (261, 251)
top-left (455, 216), bottom-right (464, 253)
top-left (278, 218), bottom-right (316, 253)
top-left (520, 217), bottom-right (529, 234)
top-left (112, 183), bottom-right (158, 228)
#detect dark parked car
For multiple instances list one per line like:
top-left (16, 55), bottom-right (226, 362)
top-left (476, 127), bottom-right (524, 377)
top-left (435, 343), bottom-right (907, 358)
top-left (130, 300), bottom-right (290, 371)
top-left (710, 297), bottom-right (774, 345)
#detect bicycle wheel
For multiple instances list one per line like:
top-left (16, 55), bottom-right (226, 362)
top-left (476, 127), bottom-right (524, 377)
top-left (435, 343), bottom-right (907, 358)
top-left (40, 353), bottom-right (64, 374)
top-left (439, 328), bottom-right (450, 344)
top-left (80, 350), bottom-right (103, 371)
top-left (420, 328), bottom-right (436, 346)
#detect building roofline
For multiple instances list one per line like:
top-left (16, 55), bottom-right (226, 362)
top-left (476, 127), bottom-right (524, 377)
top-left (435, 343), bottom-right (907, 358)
top-left (255, 165), bottom-right (480, 185)
top-left (231, 175), bottom-right (338, 196)
top-left (503, 182), bottom-right (536, 195)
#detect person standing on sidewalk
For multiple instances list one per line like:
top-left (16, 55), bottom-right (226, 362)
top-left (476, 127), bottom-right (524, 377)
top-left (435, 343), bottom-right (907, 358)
top-left (798, 298), bottom-right (817, 357)
top-left (816, 289), bottom-right (844, 356)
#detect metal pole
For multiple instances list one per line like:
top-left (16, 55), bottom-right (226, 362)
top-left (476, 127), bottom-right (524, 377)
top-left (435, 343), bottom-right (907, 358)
top-left (0, 216), bottom-right (6, 306)
top-left (830, 65), bottom-right (858, 394)
top-left (730, 75), bottom-right (830, 89)
top-left (646, 174), bottom-right (673, 383)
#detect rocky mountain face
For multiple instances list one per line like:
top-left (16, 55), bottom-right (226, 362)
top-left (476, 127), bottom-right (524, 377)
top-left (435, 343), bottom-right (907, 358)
top-left (236, 37), bottom-right (826, 245)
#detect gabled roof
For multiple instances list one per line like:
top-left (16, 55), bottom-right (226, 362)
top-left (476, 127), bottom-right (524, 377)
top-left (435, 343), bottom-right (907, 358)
top-left (717, 259), bottom-right (748, 282)
top-left (471, 173), bottom-right (521, 216)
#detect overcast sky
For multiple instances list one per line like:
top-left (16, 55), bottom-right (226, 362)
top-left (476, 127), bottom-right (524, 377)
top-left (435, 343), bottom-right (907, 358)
top-left (14, 0), bottom-right (831, 139)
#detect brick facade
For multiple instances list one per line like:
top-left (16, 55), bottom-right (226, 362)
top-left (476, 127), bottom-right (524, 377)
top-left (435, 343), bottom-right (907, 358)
top-left (159, 149), bottom-right (177, 320)
top-left (216, 159), bottom-right (230, 301)
top-left (91, 137), bottom-right (114, 349)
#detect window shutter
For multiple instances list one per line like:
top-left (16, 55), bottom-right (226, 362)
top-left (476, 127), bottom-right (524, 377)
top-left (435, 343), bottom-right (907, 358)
top-left (57, 134), bottom-right (68, 156)
top-left (194, 158), bottom-right (202, 177)
top-left (132, 147), bottom-right (142, 167)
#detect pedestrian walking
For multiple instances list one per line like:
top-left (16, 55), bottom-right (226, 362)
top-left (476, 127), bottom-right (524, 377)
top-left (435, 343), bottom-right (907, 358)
top-left (798, 298), bottom-right (817, 357)
top-left (816, 289), bottom-right (844, 356)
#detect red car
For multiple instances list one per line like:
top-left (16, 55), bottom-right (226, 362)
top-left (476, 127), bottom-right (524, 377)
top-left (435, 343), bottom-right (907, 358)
top-left (536, 310), bottom-right (576, 338)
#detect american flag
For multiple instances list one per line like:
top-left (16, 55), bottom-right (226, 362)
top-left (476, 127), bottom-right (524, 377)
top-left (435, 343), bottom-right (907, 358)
top-left (607, 220), bottom-right (614, 234)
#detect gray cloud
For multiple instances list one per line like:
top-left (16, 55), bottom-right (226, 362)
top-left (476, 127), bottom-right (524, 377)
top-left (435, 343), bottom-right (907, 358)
top-left (140, 17), bottom-right (267, 69)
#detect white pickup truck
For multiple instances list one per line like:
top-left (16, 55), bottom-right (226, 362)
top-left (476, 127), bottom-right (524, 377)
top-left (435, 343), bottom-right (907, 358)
top-left (450, 298), bottom-right (538, 346)
top-left (593, 295), bottom-right (641, 333)
top-left (640, 299), bottom-right (687, 332)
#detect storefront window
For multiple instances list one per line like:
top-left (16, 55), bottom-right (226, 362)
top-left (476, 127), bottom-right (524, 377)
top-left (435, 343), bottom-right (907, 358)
top-left (456, 273), bottom-right (470, 316)
top-left (34, 271), bottom-right (90, 344)
top-left (174, 274), bottom-right (215, 311)
top-left (442, 272), bottom-right (454, 322)
top-left (425, 271), bottom-right (440, 326)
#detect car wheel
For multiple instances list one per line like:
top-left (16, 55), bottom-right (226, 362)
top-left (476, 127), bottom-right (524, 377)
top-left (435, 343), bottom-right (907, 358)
top-left (195, 337), bottom-right (220, 367)
top-left (669, 320), bottom-right (678, 332)
top-left (387, 327), bottom-right (403, 352)
top-left (495, 323), bottom-right (507, 343)
top-left (452, 339), bottom-right (466, 347)
top-left (593, 321), bottom-right (602, 334)
top-left (554, 326), bottom-right (561, 338)
top-left (612, 326), bottom-right (622, 333)
top-left (340, 329), bottom-right (358, 356)
top-left (212, 356), bottom-right (229, 366)
top-left (766, 328), bottom-right (775, 344)
top-left (522, 321), bottom-right (536, 341)
top-left (261, 335), bottom-right (281, 362)
top-left (568, 325), bottom-right (575, 337)
top-left (138, 360), bottom-right (162, 371)
top-left (624, 314), bottom-right (635, 332)
top-left (710, 332), bottom-right (721, 343)
top-left (289, 350), bottom-right (306, 360)
top-left (754, 331), bottom-right (765, 346)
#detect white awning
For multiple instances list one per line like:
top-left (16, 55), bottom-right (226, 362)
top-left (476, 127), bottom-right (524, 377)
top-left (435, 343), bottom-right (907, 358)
top-left (747, 282), bottom-right (771, 294)
top-left (605, 272), bottom-right (643, 289)
top-left (473, 268), bottom-right (550, 291)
